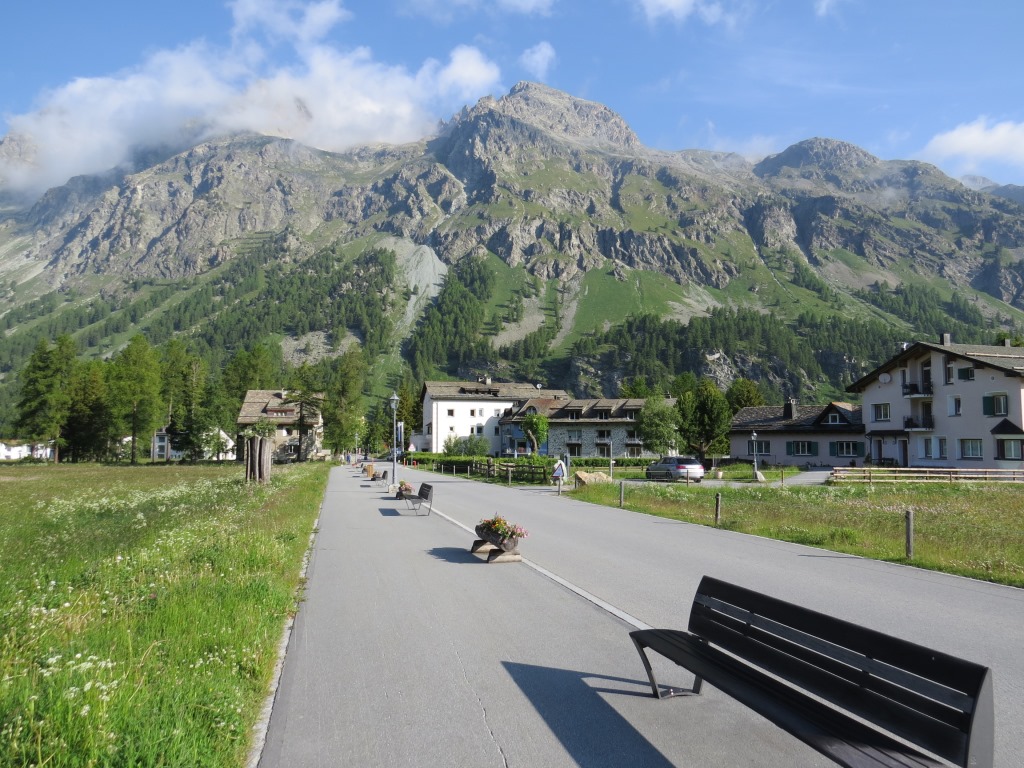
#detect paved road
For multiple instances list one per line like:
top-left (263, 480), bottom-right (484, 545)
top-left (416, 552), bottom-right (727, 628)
top-left (258, 465), bottom-right (1022, 767)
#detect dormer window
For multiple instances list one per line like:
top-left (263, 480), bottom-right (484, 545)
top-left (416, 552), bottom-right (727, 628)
top-left (597, 410), bottom-right (610, 421)
top-left (825, 413), bottom-right (843, 425)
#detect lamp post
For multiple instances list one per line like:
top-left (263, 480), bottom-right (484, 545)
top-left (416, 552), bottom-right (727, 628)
top-left (389, 391), bottom-right (399, 485)
top-left (751, 430), bottom-right (758, 478)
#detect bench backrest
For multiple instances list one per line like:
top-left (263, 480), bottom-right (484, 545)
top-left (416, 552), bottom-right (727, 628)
top-left (687, 576), bottom-right (993, 768)
top-left (418, 483), bottom-right (433, 501)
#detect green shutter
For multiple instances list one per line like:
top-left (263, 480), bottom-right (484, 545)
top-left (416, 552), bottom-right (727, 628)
top-left (958, 368), bottom-right (971, 380)
top-left (811, 442), bottom-right (819, 456)
top-left (856, 442), bottom-right (866, 457)
top-left (829, 442), bottom-right (837, 457)
top-left (786, 441), bottom-right (794, 456)
top-left (982, 396), bottom-right (994, 416)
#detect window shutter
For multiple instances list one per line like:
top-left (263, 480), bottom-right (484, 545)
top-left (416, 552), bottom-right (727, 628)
top-left (982, 396), bottom-right (994, 416)
top-left (811, 442), bottom-right (819, 456)
top-left (957, 368), bottom-right (971, 380)
top-left (829, 442), bottom-right (837, 457)
top-left (856, 442), bottom-right (866, 457)
top-left (786, 441), bottom-right (794, 456)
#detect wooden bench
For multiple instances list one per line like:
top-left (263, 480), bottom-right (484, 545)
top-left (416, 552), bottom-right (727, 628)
top-left (403, 482), bottom-right (433, 515)
top-left (630, 575), bottom-right (994, 768)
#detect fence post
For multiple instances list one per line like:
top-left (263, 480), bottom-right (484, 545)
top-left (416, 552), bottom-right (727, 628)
top-left (715, 493), bottom-right (722, 527)
top-left (905, 508), bottom-right (914, 560)
top-left (507, 466), bottom-right (512, 486)
top-left (620, 481), bottom-right (625, 508)
top-left (780, 467), bottom-right (785, 487)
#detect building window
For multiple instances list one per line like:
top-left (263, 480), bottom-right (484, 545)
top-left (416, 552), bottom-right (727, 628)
top-left (597, 410), bottom-right (610, 420)
top-left (922, 438), bottom-right (933, 459)
top-left (596, 429), bottom-right (611, 442)
top-left (625, 445), bottom-right (643, 457)
top-left (872, 403), bottom-right (890, 422)
top-left (494, 409), bottom-right (502, 417)
top-left (997, 439), bottom-right (1023, 460)
top-left (597, 444), bottom-right (611, 458)
top-left (624, 409), bottom-right (638, 420)
top-left (494, 426), bottom-right (500, 436)
top-left (950, 396), bottom-right (962, 417)
top-left (568, 411), bottom-right (579, 420)
top-left (983, 393), bottom-right (1008, 417)
top-left (945, 358), bottom-right (955, 385)
top-left (959, 438), bottom-right (983, 459)
top-left (567, 429), bottom-right (582, 442)
top-left (825, 413), bottom-right (842, 424)
top-left (831, 441), bottom-right (864, 458)
top-left (447, 409), bottom-right (455, 417)
top-left (567, 444), bottom-right (581, 457)
top-left (787, 441), bottom-right (817, 456)
top-left (749, 439), bottom-right (770, 456)
top-left (476, 425), bottom-right (484, 435)
top-left (469, 409), bottom-right (476, 417)
top-left (938, 437), bottom-right (947, 459)
top-left (957, 367), bottom-right (975, 381)
top-left (449, 426), bottom-right (455, 432)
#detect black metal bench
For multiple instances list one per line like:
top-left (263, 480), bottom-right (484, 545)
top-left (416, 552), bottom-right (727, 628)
top-left (630, 576), bottom-right (994, 768)
top-left (372, 469), bottom-right (388, 487)
top-left (403, 482), bottom-right (433, 515)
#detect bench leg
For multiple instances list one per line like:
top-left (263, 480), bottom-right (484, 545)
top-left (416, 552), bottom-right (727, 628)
top-left (630, 635), bottom-right (703, 699)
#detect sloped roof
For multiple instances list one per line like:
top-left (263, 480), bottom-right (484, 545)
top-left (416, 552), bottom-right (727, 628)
top-left (505, 397), bottom-right (675, 423)
top-left (422, 380), bottom-right (571, 402)
top-left (237, 390), bottom-right (323, 426)
top-left (848, 338), bottom-right (1024, 392)
top-left (730, 402), bottom-right (863, 433)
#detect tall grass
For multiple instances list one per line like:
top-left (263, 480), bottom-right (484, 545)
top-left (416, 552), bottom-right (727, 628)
top-left (572, 481), bottom-right (1024, 587)
top-left (0, 462), bottom-right (330, 767)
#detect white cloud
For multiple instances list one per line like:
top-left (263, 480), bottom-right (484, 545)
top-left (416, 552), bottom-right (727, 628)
top-left (922, 117), bottom-right (1024, 174)
top-left (519, 42), bottom-right (557, 81)
top-left (636, 0), bottom-right (734, 24)
top-left (814, 0), bottom-right (843, 17)
top-left (402, 0), bottom-right (553, 21)
top-left (0, 1), bottom-right (502, 198)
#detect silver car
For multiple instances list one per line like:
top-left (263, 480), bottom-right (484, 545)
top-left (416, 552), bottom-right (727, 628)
top-left (645, 456), bottom-right (705, 482)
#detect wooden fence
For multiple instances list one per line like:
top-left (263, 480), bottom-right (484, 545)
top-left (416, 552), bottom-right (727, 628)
top-left (831, 466), bottom-right (1024, 484)
top-left (430, 459), bottom-right (551, 484)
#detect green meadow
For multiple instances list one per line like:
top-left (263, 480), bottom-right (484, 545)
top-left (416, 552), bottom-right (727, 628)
top-left (572, 480), bottom-right (1024, 588)
top-left (0, 462), bottom-right (329, 768)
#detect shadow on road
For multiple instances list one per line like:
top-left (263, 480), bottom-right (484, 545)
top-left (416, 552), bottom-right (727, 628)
top-left (503, 662), bottom-right (676, 768)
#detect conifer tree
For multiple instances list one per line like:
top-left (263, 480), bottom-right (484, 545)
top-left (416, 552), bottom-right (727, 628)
top-left (107, 335), bottom-right (163, 464)
top-left (15, 335), bottom-right (76, 462)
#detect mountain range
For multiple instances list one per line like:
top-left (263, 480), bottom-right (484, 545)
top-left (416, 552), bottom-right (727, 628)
top-left (2, 81), bottom-right (1024, 432)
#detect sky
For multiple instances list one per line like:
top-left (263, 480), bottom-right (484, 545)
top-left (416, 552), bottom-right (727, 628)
top-left (2, 0), bottom-right (1024, 200)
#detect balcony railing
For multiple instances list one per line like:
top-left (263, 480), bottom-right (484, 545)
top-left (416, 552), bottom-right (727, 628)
top-left (903, 415), bottom-right (935, 430)
top-left (902, 382), bottom-right (934, 397)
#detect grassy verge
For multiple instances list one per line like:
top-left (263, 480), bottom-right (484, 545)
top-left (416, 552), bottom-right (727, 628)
top-left (571, 481), bottom-right (1024, 588)
top-left (0, 461), bottom-right (330, 767)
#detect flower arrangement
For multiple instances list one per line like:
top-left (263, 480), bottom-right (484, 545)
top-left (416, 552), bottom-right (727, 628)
top-left (477, 514), bottom-right (528, 540)
top-left (398, 480), bottom-right (415, 494)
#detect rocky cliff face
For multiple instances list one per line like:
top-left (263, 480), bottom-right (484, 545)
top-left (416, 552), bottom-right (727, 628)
top-left (3, 82), bottom-right (1024, 316)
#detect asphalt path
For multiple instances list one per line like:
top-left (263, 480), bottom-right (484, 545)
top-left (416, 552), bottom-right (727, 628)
top-left (258, 464), bottom-right (1022, 767)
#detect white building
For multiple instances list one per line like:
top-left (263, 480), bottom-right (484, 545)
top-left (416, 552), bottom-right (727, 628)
top-left (151, 426), bottom-right (236, 462)
top-left (417, 380), bottom-right (571, 455)
top-left (848, 334), bottom-right (1024, 468)
top-left (0, 441), bottom-right (52, 461)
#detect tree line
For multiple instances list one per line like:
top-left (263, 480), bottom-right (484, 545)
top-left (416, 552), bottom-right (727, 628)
top-left (14, 333), bottom-right (368, 464)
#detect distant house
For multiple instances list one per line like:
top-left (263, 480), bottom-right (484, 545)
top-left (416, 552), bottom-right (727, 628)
top-left (847, 333), bottom-right (1024, 468)
top-left (729, 401), bottom-right (865, 467)
top-left (151, 426), bottom-right (236, 462)
top-left (0, 440), bottom-right (52, 461)
top-left (502, 397), bottom-right (675, 459)
top-left (416, 379), bottom-right (571, 455)
top-left (236, 390), bottom-right (324, 462)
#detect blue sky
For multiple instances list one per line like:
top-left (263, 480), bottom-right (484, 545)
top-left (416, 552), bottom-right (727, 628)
top-left (2, 0), bottom-right (1023, 198)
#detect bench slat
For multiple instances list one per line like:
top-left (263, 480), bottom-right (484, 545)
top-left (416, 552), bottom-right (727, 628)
top-left (632, 629), bottom-right (950, 768)
top-left (631, 576), bottom-right (994, 768)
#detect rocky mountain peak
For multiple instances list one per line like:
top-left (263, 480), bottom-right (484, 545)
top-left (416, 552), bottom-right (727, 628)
top-left (452, 81), bottom-right (640, 151)
top-left (754, 137), bottom-right (881, 180)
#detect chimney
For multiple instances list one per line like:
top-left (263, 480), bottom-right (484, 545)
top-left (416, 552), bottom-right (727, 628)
top-left (783, 399), bottom-right (796, 420)
top-left (485, 376), bottom-right (492, 385)
top-left (941, 333), bottom-right (952, 346)
top-left (1005, 338), bottom-right (1013, 348)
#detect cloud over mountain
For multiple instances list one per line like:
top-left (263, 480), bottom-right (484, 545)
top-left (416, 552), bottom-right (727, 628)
top-left (0, 0), bottom-right (502, 199)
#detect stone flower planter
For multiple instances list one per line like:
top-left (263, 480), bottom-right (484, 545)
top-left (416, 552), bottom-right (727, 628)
top-left (472, 523), bottom-right (523, 563)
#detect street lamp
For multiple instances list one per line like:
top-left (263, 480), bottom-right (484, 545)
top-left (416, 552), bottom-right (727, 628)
top-left (389, 391), bottom-right (399, 485)
top-left (751, 430), bottom-right (758, 478)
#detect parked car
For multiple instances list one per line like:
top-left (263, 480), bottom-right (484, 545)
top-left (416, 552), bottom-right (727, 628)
top-left (645, 456), bottom-right (705, 482)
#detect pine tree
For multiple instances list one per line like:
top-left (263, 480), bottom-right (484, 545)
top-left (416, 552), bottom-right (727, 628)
top-left (15, 335), bottom-right (76, 462)
top-left (107, 335), bottom-right (163, 464)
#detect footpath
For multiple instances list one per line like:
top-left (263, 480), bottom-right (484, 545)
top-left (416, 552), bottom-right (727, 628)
top-left (257, 465), bottom-right (1023, 767)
